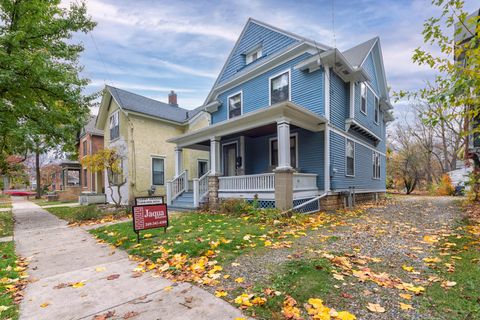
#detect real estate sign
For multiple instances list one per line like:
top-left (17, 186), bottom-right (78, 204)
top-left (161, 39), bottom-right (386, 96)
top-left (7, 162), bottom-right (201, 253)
top-left (132, 204), bottom-right (169, 242)
top-left (134, 196), bottom-right (164, 206)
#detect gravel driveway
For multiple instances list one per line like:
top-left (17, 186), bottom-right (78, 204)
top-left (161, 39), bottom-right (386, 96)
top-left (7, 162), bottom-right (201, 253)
top-left (211, 195), bottom-right (465, 320)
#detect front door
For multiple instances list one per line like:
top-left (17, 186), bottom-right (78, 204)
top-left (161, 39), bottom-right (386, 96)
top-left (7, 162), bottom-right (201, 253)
top-left (223, 143), bottom-right (237, 176)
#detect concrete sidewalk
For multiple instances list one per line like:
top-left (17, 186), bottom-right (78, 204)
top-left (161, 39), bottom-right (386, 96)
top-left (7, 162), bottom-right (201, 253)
top-left (13, 197), bottom-right (247, 320)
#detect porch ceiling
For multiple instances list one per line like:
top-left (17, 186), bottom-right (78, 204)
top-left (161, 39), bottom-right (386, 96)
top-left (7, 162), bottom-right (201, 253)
top-left (168, 101), bottom-right (327, 149)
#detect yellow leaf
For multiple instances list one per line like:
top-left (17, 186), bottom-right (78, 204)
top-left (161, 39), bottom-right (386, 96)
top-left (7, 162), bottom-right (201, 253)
top-left (234, 277), bottom-right (244, 283)
top-left (366, 303), bottom-right (385, 313)
top-left (336, 311), bottom-right (357, 320)
top-left (234, 318), bottom-right (247, 320)
top-left (71, 281), bottom-right (85, 288)
top-left (251, 296), bottom-right (267, 306)
top-left (423, 235), bottom-right (439, 244)
top-left (40, 302), bottom-right (50, 308)
top-left (95, 267), bottom-right (106, 272)
top-left (399, 293), bottom-right (412, 300)
top-left (215, 290), bottom-right (228, 297)
top-left (143, 233), bottom-right (153, 238)
top-left (402, 265), bottom-right (414, 272)
top-left (223, 274), bottom-right (230, 279)
top-left (400, 302), bottom-right (413, 310)
top-left (423, 257), bottom-right (441, 263)
top-left (333, 274), bottom-right (345, 281)
top-left (163, 286), bottom-right (173, 291)
top-left (264, 240), bottom-right (272, 247)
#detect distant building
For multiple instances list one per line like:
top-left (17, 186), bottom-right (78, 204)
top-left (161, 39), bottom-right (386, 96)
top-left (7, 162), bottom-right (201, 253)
top-left (78, 116), bottom-right (104, 193)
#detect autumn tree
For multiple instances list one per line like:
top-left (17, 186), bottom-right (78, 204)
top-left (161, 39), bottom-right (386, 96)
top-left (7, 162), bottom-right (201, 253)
top-left (0, 0), bottom-right (96, 197)
top-left (81, 148), bottom-right (126, 207)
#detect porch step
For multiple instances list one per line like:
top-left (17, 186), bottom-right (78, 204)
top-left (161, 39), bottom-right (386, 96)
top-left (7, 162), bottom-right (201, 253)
top-left (170, 191), bottom-right (197, 212)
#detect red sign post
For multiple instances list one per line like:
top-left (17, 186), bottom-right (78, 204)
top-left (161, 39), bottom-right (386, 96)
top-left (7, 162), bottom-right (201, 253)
top-left (132, 204), bottom-right (169, 242)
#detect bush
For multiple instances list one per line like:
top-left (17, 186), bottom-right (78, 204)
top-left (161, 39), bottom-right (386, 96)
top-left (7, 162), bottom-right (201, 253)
top-left (437, 174), bottom-right (455, 196)
top-left (75, 205), bottom-right (102, 221)
top-left (219, 199), bottom-right (251, 217)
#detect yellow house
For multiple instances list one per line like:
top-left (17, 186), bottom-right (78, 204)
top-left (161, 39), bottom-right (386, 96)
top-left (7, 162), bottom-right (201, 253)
top-left (96, 86), bottom-right (210, 207)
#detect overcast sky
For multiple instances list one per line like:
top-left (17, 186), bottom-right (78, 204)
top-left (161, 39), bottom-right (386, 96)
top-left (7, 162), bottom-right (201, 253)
top-left (74, 0), bottom-right (479, 119)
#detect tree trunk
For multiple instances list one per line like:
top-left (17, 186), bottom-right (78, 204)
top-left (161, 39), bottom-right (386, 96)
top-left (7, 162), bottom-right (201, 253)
top-left (35, 149), bottom-right (41, 199)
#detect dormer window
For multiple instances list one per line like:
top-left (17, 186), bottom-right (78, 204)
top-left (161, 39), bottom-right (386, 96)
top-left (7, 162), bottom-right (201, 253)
top-left (245, 46), bottom-right (262, 65)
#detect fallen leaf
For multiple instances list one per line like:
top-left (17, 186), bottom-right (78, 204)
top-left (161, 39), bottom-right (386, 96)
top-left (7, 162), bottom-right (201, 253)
top-left (215, 290), bottom-right (228, 297)
top-left (400, 302), bottom-right (413, 310)
top-left (333, 274), bottom-right (345, 281)
top-left (70, 281), bottom-right (85, 288)
top-left (336, 311), bottom-right (357, 320)
top-left (143, 233), bottom-right (153, 238)
top-left (402, 265), bottom-right (414, 272)
top-left (234, 277), bottom-right (244, 283)
top-left (441, 281), bottom-right (457, 288)
top-left (95, 267), bottom-right (106, 272)
top-left (106, 274), bottom-right (120, 281)
top-left (367, 303), bottom-right (385, 313)
top-left (40, 302), bottom-right (50, 308)
top-left (123, 311), bottom-right (140, 319)
top-left (163, 286), bottom-right (173, 291)
top-left (399, 293), bottom-right (412, 300)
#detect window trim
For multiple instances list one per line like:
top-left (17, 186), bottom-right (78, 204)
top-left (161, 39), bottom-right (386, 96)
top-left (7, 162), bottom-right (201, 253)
top-left (268, 132), bottom-right (298, 169)
top-left (245, 45), bottom-right (263, 65)
top-left (374, 96), bottom-right (380, 125)
top-left (372, 151), bottom-right (381, 180)
top-left (151, 156), bottom-right (166, 186)
top-left (226, 91), bottom-right (243, 120)
top-left (360, 82), bottom-right (368, 115)
top-left (82, 140), bottom-right (88, 158)
top-left (109, 110), bottom-right (120, 142)
top-left (83, 168), bottom-right (88, 188)
top-left (345, 138), bottom-right (355, 177)
top-left (269, 69), bottom-right (291, 106)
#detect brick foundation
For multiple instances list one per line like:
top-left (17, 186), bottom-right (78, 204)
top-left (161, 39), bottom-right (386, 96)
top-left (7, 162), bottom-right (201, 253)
top-left (320, 192), bottom-right (386, 210)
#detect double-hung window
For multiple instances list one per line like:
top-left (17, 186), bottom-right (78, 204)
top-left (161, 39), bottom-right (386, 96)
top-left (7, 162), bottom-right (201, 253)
top-left (152, 157), bottom-right (165, 186)
top-left (346, 139), bottom-right (355, 176)
top-left (82, 140), bottom-right (87, 156)
top-left (228, 92), bottom-right (242, 119)
top-left (360, 83), bottom-right (367, 114)
top-left (374, 96), bottom-right (380, 124)
top-left (373, 152), bottom-right (381, 179)
top-left (270, 135), bottom-right (297, 168)
top-left (83, 168), bottom-right (88, 187)
top-left (270, 71), bottom-right (290, 104)
top-left (109, 111), bottom-right (119, 140)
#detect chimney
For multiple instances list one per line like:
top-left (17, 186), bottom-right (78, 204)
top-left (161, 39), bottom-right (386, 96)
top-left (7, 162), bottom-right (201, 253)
top-left (168, 90), bottom-right (178, 107)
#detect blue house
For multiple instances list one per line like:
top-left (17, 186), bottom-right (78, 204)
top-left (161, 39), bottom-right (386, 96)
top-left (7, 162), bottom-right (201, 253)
top-left (168, 18), bottom-right (393, 211)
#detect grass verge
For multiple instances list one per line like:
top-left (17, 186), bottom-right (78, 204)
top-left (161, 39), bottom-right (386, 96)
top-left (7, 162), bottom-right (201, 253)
top-left (46, 205), bottom-right (127, 224)
top-left (90, 212), bottom-right (279, 265)
top-left (0, 242), bottom-right (20, 320)
top-left (0, 211), bottom-right (13, 237)
top-left (421, 217), bottom-right (480, 320)
top-left (31, 199), bottom-right (76, 207)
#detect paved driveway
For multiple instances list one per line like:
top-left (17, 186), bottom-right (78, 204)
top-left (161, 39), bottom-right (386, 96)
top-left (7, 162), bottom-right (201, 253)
top-left (13, 197), bottom-right (246, 320)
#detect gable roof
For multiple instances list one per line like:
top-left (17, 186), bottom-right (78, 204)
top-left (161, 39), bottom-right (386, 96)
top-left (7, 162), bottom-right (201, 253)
top-left (204, 18), bottom-right (332, 104)
top-left (80, 116), bottom-right (103, 137)
top-left (105, 85), bottom-right (203, 123)
top-left (342, 37), bottom-right (378, 68)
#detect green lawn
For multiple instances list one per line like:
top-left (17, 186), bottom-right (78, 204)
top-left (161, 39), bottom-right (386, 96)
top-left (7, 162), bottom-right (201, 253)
top-left (45, 205), bottom-right (126, 224)
top-left (0, 211), bottom-right (13, 237)
top-left (91, 212), bottom-right (281, 265)
top-left (0, 242), bottom-right (21, 320)
top-left (0, 194), bottom-right (12, 209)
top-left (421, 218), bottom-right (480, 319)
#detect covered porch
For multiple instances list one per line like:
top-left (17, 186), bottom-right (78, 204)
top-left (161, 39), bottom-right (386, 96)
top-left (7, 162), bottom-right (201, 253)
top-left (167, 101), bottom-right (328, 210)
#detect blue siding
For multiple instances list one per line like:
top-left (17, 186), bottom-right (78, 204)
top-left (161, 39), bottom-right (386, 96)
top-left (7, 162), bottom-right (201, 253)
top-left (354, 82), bottom-right (382, 138)
top-left (363, 53), bottom-right (379, 95)
top-left (212, 53), bottom-right (324, 124)
top-left (217, 21), bottom-right (299, 85)
top-left (330, 131), bottom-right (386, 191)
top-left (242, 129), bottom-right (324, 189)
top-left (330, 71), bottom-right (349, 130)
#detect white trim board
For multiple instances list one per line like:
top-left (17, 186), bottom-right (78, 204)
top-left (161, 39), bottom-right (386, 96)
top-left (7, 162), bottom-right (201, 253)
top-left (329, 126), bottom-right (386, 157)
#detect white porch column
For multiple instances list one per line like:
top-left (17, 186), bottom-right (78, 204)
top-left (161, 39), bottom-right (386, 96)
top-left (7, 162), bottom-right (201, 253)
top-left (276, 120), bottom-right (292, 170)
top-left (210, 137), bottom-right (221, 176)
top-left (174, 147), bottom-right (183, 176)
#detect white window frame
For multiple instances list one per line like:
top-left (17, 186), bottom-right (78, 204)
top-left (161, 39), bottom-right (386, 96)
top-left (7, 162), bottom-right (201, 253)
top-left (374, 96), bottom-right (380, 125)
top-left (151, 156), bottom-right (166, 186)
top-left (345, 138), bottom-right (355, 177)
top-left (245, 45), bottom-right (263, 65)
top-left (269, 132), bottom-right (298, 169)
top-left (109, 110), bottom-right (120, 141)
top-left (227, 91), bottom-right (243, 119)
top-left (360, 82), bottom-right (368, 115)
top-left (269, 69), bottom-right (291, 106)
top-left (372, 151), bottom-right (381, 179)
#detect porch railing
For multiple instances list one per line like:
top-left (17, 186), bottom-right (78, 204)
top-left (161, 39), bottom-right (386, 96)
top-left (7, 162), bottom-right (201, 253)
top-left (219, 173), bottom-right (275, 192)
top-left (293, 173), bottom-right (318, 190)
top-left (193, 170), bottom-right (211, 207)
top-left (166, 170), bottom-right (188, 205)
